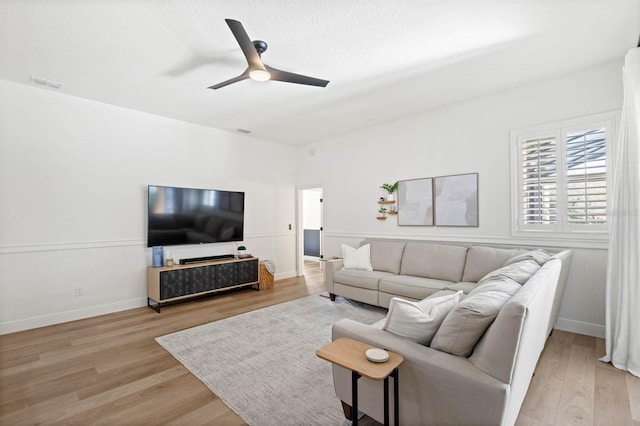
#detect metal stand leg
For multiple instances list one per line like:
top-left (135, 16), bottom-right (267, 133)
top-left (349, 367), bottom-right (398, 426)
top-left (384, 376), bottom-right (390, 425)
top-left (393, 368), bottom-right (399, 426)
top-left (352, 370), bottom-right (360, 426)
top-left (147, 298), bottom-right (161, 313)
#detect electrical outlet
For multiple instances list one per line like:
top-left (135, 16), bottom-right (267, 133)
top-left (74, 286), bottom-right (84, 296)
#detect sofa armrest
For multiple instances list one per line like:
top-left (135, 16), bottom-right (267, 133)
top-left (548, 249), bottom-right (572, 335)
top-left (331, 319), bottom-right (509, 425)
top-left (324, 259), bottom-right (344, 294)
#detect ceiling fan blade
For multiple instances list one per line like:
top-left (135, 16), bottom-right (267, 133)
top-left (225, 19), bottom-right (264, 70)
top-left (264, 65), bottom-right (329, 87)
top-left (208, 70), bottom-right (250, 89)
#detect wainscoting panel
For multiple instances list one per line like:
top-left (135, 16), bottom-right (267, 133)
top-left (0, 232), bottom-right (297, 334)
top-left (554, 248), bottom-right (607, 337)
top-left (0, 242), bottom-right (147, 335)
top-left (323, 234), bottom-right (608, 337)
top-left (303, 229), bottom-right (321, 257)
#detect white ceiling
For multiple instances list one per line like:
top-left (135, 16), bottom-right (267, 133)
top-left (1, 1), bottom-right (638, 146)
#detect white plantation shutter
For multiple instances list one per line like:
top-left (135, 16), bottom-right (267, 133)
top-left (512, 112), bottom-right (615, 239)
top-left (565, 128), bottom-right (607, 225)
top-left (521, 136), bottom-right (557, 225)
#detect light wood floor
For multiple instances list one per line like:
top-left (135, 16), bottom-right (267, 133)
top-left (1, 260), bottom-right (638, 425)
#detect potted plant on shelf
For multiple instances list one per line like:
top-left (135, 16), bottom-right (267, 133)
top-left (377, 206), bottom-right (387, 220)
top-left (237, 245), bottom-right (248, 258)
top-left (380, 181), bottom-right (398, 202)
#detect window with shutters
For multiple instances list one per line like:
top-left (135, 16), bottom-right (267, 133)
top-left (511, 112), bottom-right (616, 240)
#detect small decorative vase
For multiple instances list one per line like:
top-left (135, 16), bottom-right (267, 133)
top-left (152, 246), bottom-right (164, 268)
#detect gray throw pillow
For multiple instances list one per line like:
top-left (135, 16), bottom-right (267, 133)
top-left (503, 249), bottom-right (552, 267)
top-left (476, 259), bottom-right (541, 286)
top-left (430, 277), bottom-right (520, 357)
top-left (461, 246), bottom-right (525, 282)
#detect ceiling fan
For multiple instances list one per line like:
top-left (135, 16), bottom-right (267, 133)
top-left (208, 19), bottom-right (329, 90)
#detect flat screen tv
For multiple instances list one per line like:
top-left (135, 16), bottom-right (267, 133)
top-left (147, 185), bottom-right (245, 247)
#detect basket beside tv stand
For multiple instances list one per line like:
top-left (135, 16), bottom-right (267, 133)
top-left (146, 257), bottom-right (259, 313)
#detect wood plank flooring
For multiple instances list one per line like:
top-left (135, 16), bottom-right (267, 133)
top-left (1, 260), bottom-right (638, 425)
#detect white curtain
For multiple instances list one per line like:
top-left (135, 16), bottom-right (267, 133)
top-left (601, 47), bottom-right (640, 378)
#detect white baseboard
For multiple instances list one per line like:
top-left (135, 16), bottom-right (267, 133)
top-left (275, 270), bottom-right (297, 280)
top-left (0, 298), bottom-right (148, 335)
top-left (554, 317), bottom-right (605, 338)
top-left (1, 269), bottom-right (300, 335)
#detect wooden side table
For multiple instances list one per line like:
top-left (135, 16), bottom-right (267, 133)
top-left (316, 337), bottom-right (404, 426)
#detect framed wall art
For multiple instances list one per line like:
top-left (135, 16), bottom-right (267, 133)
top-left (397, 177), bottom-right (434, 226)
top-left (434, 173), bottom-right (478, 227)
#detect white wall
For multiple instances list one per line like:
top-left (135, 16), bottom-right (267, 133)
top-left (0, 80), bottom-right (297, 334)
top-left (296, 60), bottom-right (624, 337)
top-left (0, 60), bottom-right (624, 336)
top-left (303, 189), bottom-right (322, 230)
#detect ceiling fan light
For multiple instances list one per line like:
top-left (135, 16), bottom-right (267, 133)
top-left (249, 69), bottom-right (271, 82)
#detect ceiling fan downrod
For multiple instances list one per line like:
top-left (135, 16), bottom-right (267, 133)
top-left (252, 40), bottom-right (268, 56)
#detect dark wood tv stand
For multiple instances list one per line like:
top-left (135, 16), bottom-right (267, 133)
top-left (146, 257), bottom-right (259, 312)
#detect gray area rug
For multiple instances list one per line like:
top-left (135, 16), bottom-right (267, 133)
top-left (156, 295), bottom-right (386, 425)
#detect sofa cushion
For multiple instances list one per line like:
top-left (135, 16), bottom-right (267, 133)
top-left (445, 281), bottom-right (478, 294)
top-left (366, 240), bottom-right (406, 274)
top-left (503, 249), bottom-right (552, 267)
top-left (477, 258), bottom-right (541, 286)
top-left (378, 292), bottom-right (420, 308)
top-left (341, 244), bottom-right (373, 271)
top-left (334, 283), bottom-right (379, 306)
top-left (430, 276), bottom-right (521, 357)
top-left (470, 259), bottom-right (562, 384)
top-left (461, 246), bottom-right (526, 282)
top-left (370, 318), bottom-right (386, 329)
top-left (383, 291), bottom-right (463, 345)
top-left (379, 275), bottom-right (452, 300)
top-left (333, 269), bottom-right (394, 290)
top-left (400, 243), bottom-right (468, 282)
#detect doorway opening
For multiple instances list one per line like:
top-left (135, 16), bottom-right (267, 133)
top-left (298, 187), bottom-right (323, 276)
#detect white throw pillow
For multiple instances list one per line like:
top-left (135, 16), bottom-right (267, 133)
top-left (383, 291), bottom-right (463, 345)
top-left (341, 243), bottom-right (373, 271)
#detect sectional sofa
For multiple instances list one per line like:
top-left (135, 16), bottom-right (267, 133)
top-left (324, 239), bottom-right (573, 425)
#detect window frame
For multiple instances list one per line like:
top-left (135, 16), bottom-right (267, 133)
top-left (510, 111), bottom-right (618, 242)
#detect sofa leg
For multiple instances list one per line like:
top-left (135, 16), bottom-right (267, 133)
top-left (341, 400), bottom-right (353, 420)
top-left (329, 292), bottom-right (336, 301)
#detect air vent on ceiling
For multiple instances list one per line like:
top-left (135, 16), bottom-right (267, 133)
top-left (31, 76), bottom-right (64, 90)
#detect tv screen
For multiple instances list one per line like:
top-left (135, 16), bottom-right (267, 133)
top-left (147, 185), bottom-right (245, 247)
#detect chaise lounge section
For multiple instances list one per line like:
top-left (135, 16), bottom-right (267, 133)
top-left (324, 239), bottom-right (573, 425)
